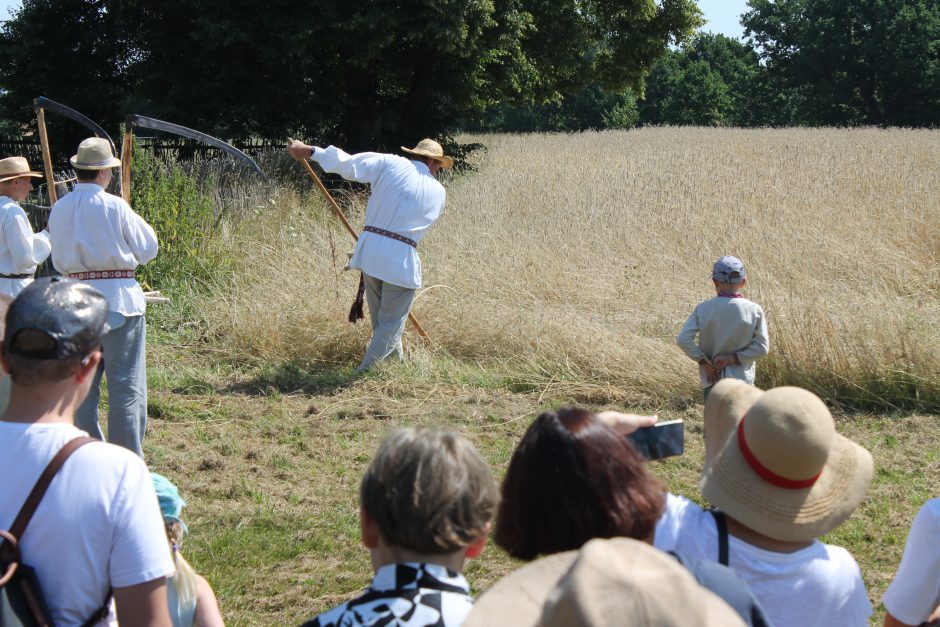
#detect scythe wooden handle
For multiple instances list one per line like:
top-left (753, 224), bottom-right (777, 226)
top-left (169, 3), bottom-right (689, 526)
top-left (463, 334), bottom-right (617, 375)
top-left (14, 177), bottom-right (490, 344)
top-left (293, 148), bottom-right (431, 342)
top-left (35, 108), bottom-right (57, 205)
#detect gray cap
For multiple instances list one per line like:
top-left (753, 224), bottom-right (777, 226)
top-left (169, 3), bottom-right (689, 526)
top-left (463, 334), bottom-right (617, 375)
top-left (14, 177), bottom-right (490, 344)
top-left (712, 256), bottom-right (746, 284)
top-left (4, 277), bottom-right (111, 360)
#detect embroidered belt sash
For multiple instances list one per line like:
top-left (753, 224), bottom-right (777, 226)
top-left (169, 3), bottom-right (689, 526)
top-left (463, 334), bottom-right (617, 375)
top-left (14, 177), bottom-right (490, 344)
top-left (362, 225), bottom-right (417, 248)
top-left (68, 270), bottom-right (136, 280)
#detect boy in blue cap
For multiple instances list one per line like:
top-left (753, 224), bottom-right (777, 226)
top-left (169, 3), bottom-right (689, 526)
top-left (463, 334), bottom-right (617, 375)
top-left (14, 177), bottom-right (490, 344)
top-left (677, 256), bottom-right (769, 400)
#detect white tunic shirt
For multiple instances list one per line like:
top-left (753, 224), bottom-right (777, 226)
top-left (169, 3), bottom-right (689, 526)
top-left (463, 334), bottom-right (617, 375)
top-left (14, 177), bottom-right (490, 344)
top-left (311, 146), bottom-right (446, 289)
top-left (0, 195), bottom-right (51, 297)
top-left (48, 183), bottom-right (158, 316)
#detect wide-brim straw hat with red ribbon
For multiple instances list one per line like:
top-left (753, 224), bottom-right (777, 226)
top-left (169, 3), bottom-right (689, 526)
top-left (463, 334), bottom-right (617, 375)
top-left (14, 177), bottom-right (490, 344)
top-left (0, 157), bottom-right (43, 183)
top-left (70, 137), bottom-right (121, 170)
top-left (700, 379), bottom-right (873, 543)
top-left (401, 139), bottom-right (454, 169)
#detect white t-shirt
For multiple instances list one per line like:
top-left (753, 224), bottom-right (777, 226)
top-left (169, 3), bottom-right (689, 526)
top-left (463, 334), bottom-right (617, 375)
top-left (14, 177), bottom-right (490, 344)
top-left (0, 421), bottom-right (175, 626)
top-left (654, 493), bottom-right (871, 627)
top-left (882, 498), bottom-right (940, 625)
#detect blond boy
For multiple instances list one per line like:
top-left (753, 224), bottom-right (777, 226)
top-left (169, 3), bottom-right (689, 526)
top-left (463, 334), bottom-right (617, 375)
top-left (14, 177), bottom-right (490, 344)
top-left (301, 428), bottom-right (499, 627)
top-left (677, 256), bottom-right (769, 400)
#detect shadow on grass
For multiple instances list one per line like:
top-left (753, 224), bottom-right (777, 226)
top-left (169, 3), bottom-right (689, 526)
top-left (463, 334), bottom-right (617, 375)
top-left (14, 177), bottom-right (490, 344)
top-left (222, 361), bottom-right (359, 397)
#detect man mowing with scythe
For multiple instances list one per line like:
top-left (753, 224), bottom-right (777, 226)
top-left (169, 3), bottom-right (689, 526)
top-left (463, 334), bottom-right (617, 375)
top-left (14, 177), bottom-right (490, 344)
top-left (287, 138), bottom-right (452, 374)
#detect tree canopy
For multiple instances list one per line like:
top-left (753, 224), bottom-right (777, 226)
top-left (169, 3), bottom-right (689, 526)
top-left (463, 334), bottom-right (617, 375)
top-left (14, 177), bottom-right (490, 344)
top-left (0, 0), bottom-right (702, 149)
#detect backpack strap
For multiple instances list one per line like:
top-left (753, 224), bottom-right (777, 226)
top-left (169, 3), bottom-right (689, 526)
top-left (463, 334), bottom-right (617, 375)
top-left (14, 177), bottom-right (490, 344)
top-left (8, 437), bottom-right (97, 541)
top-left (708, 509), bottom-right (730, 566)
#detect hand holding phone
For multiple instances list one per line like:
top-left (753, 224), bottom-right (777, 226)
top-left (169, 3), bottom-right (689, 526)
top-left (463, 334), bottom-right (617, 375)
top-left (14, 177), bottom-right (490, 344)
top-left (627, 419), bottom-right (684, 461)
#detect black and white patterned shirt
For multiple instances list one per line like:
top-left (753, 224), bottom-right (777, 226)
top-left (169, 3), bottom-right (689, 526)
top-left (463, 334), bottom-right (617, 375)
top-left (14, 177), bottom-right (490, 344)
top-left (301, 562), bottom-right (474, 627)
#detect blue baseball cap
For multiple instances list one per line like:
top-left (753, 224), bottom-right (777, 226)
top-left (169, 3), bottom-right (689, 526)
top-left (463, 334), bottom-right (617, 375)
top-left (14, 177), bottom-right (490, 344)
top-left (712, 256), bottom-right (746, 284)
top-left (151, 472), bottom-right (188, 532)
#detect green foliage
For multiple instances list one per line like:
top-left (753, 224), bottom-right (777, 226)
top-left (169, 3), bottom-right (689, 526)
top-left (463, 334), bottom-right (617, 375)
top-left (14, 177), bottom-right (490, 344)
top-left (640, 33), bottom-right (760, 126)
top-left (0, 0), bottom-right (701, 148)
top-left (130, 145), bottom-right (223, 292)
top-left (743, 0), bottom-right (940, 126)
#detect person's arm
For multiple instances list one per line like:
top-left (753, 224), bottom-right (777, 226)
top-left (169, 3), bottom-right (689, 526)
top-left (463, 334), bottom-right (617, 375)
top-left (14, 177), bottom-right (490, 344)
top-left (676, 307), bottom-right (704, 361)
top-left (596, 411), bottom-right (658, 435)
top-left (733, 306), bottom-right (769, 362)
top-left (5, 211), bottom-right (50, 268)
top-left (194, 574), bottom-right (225, 627)
top-left (114, 576), bottom-right (172, 626)
top-left (120, 200), bottom-right (159, 265)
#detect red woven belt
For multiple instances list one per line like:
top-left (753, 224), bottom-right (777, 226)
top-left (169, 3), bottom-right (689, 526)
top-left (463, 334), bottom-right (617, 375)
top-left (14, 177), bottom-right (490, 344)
top-left (68, 270), bottom-right (136, 280)
top-left (362, 225), bottom-right (417, 248)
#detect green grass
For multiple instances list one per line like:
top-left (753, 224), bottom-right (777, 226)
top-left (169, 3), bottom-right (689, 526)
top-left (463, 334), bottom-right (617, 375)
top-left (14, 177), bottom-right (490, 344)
top-left (142, 339), bottom-right (939, 626)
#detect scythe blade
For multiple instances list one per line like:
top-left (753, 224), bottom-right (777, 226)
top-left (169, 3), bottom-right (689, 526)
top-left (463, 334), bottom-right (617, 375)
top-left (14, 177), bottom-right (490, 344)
top-left (125, 115), bottom-right (267, 180)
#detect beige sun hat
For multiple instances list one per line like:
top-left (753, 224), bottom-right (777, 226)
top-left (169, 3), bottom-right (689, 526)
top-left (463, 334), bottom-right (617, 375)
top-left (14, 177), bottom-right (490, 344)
top-left (700, 379), bottom-right (873, 543)
top-left (0, 157), bottom-right (43, 183)
top-left (401, 139), bottom-right (454, 169)
top-left (464, 538), bottom-right (745, 627)
top-left (70, 137), bottom-right (121, 170)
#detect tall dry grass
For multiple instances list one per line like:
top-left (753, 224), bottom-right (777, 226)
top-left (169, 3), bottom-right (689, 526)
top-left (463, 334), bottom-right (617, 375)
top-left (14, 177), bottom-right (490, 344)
top-left (197, 128), bottom-right (940, 408)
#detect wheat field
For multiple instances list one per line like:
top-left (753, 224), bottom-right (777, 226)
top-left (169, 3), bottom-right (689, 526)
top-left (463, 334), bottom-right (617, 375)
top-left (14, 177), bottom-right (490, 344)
top-left (198, 127), bottom-right (940, 408)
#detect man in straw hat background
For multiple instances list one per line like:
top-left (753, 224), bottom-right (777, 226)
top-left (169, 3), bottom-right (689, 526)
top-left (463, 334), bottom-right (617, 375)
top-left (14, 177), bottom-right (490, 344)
top-left (287, 138), bottom-right (452, 373)
top-left (0, 156), bottom-right (51, 298)
top-left (48, 137), bottom-right (158, 457)
top-left (653, 378), bottom-right (875, 627)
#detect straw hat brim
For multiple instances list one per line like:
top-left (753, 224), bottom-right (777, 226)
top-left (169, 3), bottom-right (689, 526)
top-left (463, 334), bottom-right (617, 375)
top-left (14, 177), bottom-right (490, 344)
top-left (401, 147), bottom-right (454, 169)
top-left (69, 155), bottom-right (122, 170)
top-left (463, 551), bottom-right (577, 627)
top-left (699, 379), bottom-right (873, 543)
top-left (0, 171), bottom-right (43, 183)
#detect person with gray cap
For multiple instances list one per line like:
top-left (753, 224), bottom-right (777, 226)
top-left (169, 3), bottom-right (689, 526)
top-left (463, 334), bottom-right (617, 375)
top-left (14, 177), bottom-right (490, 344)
top-left (286, 138), bottom-right (452, 374)
top-left (0, 156), bottom-right (51, 298)
top-left (48, 137), bottom-right (158, 456)
top-left (676, 255), bottom-right (769, 401)
top-left (0, 277), bottom-right (174, 626)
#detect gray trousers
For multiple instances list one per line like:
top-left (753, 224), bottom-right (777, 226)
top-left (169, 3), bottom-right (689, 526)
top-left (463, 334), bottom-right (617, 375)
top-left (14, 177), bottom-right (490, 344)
top-left (357, 273), bottom-right (417, 373)
top-left (75, 314), bottom-right (147, 457)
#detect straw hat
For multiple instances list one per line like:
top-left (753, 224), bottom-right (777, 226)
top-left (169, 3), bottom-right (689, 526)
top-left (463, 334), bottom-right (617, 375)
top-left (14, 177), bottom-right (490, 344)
top-left (700, 379), bottom-right (873, 543)
top-left (464, 538), bottom-right (745, 627)
top-left (70, 137), bottom-right (121, 170)
top-left (401, 139), bottom-right (454, 169)
top-left (0, 157), bottom-right (42, 183)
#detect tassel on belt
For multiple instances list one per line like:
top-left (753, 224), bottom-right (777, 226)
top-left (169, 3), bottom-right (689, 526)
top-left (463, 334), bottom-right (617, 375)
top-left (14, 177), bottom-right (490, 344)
top-left (349, 226), bottom-right (417, 323)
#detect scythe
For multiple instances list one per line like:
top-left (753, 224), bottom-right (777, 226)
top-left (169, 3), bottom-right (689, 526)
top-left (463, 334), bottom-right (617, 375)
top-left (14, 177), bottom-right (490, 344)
top-left (33, 96), bottom-right (120, 203)
top-left (121, 115), bottom-right (266, 203)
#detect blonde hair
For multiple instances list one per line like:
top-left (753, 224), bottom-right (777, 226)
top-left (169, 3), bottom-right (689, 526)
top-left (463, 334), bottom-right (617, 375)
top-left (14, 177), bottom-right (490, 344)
top-left (166, 521), bottom-right (198, 610)
top-left (360, 428), bottom-right (499, 554)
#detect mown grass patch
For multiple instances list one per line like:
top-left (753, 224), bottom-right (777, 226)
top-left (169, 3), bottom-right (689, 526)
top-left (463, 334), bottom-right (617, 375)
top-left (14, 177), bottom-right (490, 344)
top-left (142, 341), bottom-right (938, 626)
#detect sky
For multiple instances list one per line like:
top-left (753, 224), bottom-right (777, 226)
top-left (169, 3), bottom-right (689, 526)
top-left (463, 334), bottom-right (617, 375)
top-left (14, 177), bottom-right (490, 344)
top-left (0, 1), bottom-right (750, 39)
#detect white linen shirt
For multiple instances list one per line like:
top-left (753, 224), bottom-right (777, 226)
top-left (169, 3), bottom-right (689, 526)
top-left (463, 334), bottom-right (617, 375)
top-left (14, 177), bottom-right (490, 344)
top-left (49, 183), bottom-right (158, 316)
top-left (311, 146), bottom-right (446, 289)
top-left (0, 195), bottom-right (51, 297)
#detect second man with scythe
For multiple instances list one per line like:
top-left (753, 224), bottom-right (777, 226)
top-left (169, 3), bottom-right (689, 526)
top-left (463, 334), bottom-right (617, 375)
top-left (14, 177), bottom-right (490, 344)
top-left (287, 138), bottom-right (452, 374)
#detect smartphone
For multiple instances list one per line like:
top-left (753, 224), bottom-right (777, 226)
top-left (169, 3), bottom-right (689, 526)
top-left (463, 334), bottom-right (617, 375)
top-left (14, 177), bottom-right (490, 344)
top-left (627, 419), bottom-right (684, 461)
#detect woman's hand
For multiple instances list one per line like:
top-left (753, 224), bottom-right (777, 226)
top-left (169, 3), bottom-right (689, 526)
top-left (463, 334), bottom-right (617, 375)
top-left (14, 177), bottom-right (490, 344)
top-left (596, 411), bottom-right (658, 435)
